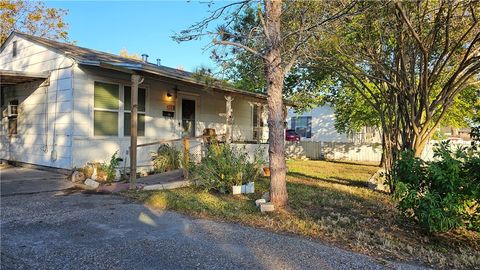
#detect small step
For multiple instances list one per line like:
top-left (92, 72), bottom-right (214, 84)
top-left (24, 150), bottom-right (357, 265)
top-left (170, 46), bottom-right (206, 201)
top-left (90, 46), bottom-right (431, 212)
top-left (142, 180), bottom-right (190, 191)
top-left (138, 169), bottom-right (190, 190)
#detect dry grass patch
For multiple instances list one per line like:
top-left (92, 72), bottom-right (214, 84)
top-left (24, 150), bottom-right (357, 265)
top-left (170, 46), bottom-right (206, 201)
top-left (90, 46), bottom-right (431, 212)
top-left (121, 160), bottom-right (479, 269)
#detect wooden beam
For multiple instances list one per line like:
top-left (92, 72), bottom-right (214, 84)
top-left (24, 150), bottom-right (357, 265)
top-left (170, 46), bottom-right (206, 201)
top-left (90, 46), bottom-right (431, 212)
top-left (130, 74), bottom-right (142, 189)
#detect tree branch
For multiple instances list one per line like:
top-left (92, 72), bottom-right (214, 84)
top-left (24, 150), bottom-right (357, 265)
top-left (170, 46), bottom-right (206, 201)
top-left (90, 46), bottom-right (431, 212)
top-left (214, 40), bottom-right (267, 60)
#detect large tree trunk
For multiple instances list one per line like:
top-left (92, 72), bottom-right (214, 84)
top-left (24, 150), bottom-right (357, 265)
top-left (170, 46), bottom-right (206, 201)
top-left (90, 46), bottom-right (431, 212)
top-left (382, 131), bottom-right (396, 192)
top-left (265, 0), bottom-right (288, 207)
top-left (412, 132), bottom-right (431, 158)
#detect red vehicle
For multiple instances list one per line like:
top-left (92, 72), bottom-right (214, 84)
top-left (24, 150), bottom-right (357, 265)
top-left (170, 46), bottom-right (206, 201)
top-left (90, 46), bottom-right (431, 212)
top-left (285, 129), bottom-right (301, 142)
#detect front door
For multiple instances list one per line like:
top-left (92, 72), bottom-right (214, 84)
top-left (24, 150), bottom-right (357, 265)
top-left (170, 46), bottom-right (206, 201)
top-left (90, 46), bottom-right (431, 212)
top-left (181, 99), bottom-right (196, 138)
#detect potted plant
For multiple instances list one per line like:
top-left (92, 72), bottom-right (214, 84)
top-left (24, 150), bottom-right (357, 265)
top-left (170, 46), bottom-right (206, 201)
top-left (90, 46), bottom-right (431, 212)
top-left (232, 172), bottom-right (243, 195)
top-left (245, 181), bottom-right (255, 194)
top-left (242, 161), bottom-right (259, 194)
top-left (263, 166), bottom-right (270, 177)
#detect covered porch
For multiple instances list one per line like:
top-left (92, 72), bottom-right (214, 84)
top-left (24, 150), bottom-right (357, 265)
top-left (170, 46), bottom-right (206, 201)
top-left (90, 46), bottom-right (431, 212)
top-left (71, 63), bottom-right (277, 177)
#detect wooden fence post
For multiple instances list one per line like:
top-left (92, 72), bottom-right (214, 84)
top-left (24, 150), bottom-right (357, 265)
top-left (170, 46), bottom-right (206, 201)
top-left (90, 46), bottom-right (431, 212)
top-left (183, 137), bottom-right (189, 165)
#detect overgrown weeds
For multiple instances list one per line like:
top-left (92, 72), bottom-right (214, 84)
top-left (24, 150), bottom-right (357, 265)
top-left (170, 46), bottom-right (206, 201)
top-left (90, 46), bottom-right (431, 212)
top-left (122, 160), bottom-right (479, 269)
top-left (151, 144), bottom-right (181, 173)
top-left (188, 144), bottom-right (264, 193)
top-left (393, 141), bottom-right (480, 233)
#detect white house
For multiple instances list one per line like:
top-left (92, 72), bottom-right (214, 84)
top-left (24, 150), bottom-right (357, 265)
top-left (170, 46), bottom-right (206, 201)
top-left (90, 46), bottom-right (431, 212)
top-left (287, 105), bottom-right (382, 144)
top-left (0, 32), bottom-right (273, 171)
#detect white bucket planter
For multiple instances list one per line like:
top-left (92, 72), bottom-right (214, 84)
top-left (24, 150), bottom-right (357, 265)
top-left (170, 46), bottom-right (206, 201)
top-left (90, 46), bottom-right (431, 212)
top-left (114, 169), bottom-right (122, 182)
top-left (232, 185), bottom-right (242, 195)
top-left (245, 182), bottom-right (255, 194)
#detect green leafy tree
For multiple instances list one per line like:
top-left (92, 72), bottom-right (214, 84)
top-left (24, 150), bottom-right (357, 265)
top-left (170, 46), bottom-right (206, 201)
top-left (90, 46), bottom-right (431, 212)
top-left (393, 142), bottom-right (480, 233)
top-left (174, 0), bottom-right (355, 207)
top-left (0, 0), bottom-right (68, 44)
top-left (307, 0), bottom-right (479, 186)
top-left (470, 88), bottom-right (480, 148)
top-left (439, 85), bottom-right (479, 129)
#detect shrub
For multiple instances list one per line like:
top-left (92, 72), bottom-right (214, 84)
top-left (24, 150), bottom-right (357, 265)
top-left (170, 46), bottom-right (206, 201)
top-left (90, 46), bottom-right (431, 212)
top-left (101, 151), bottom-right (123, 183)
top-left (393, 141), bottom-right (480, 233)
top-left (151, 144), bottom-right (181, 173)
top-left (190, 144), bottom-right (263, 193)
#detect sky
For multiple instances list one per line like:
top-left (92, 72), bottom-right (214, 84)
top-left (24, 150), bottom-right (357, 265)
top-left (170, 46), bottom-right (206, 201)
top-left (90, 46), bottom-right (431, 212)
top-left (45, 1), bottom-right (224, 72)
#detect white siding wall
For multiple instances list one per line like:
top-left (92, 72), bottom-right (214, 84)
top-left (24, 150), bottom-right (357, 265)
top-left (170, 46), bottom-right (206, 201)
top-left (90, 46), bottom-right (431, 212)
top-left (288, 105), bottom-right (382, 144)
top-left (288, 105), bottom-right (350, 142)
top-left (71, 67), bottom-right (263, 171)
top-left (0, 36), bottom-right (74, 169)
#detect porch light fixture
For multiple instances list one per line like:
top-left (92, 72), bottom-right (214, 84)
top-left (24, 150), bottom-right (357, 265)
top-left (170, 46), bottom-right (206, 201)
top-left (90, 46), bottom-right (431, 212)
top-left (165, 85), bottom-right (179, 101)
top-left (165, 92), bottom-right (173, 101)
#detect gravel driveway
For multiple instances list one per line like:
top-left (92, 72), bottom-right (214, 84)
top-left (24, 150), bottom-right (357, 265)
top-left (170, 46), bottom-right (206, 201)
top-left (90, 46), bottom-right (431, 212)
top-left (1, 188), bottom-right (429, 269)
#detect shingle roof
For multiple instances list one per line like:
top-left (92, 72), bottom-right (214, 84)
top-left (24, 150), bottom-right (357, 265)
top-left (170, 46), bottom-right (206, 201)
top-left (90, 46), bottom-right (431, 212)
top-left (6, 32), bottom-right (284, 103)
top-left (13, 32), bottom-right (195, 79)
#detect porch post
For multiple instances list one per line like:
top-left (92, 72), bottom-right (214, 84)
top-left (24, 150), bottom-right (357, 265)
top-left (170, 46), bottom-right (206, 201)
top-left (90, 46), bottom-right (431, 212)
top-left (255, 102), bottom-right (262, 143)
top-left (225, 95), bottom-right (233, 143)
top-left (262, 104), bottom-right (268, 142)
top-left (130, 74), bottom-right (142, 189)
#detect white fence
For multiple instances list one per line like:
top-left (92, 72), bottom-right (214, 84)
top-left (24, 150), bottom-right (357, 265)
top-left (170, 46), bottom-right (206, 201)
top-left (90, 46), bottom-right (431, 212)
top-left (285, 140), bottom-right (472, 163)
top-left (286, 141), bottom-right (382, 162)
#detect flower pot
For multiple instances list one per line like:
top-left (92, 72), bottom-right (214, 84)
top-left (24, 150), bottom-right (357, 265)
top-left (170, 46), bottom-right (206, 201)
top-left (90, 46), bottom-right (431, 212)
top-left (245, 182), bottom-right (255, 194)
top-left (114, 169), bottom-right (122, 182)
top-left (232, 185), bottom-right (242, 195)
top-left (241, 184), bottom-right (247, 193)
top-left (263, 167), bottom-right (270, 177)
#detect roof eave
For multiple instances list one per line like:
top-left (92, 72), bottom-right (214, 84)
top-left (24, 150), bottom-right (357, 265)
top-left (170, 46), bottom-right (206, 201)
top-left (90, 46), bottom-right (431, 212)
top-left (78, 60), bottom-right (284, 103)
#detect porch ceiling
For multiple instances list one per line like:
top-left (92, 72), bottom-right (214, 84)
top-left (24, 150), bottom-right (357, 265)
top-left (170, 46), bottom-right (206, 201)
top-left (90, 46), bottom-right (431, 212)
top-left (0, 70), bottom-right (49, 85)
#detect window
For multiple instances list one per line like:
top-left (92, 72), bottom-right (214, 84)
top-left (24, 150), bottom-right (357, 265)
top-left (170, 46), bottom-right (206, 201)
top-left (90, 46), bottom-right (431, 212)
top-left (93, 82), bottom-right (147, 137)
top-left (123, 86), bottom-right (146, 136)
top-left (1, 87), bottom-right (5, 108)
top-left (124, 113), bottom-right (145, 137)
top-left (7, 100), bottom-right (18, 135)
top-left (291, 116), bottom-right (312, 138)
top-left (12, 41), bottom-right (17, 57)
top-left (94, 82), bottom-right (119, 136)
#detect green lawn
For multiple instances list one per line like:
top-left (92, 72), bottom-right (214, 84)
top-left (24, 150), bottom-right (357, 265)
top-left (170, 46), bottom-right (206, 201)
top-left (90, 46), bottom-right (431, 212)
top-left (121, 160), bottom-right (479, 269)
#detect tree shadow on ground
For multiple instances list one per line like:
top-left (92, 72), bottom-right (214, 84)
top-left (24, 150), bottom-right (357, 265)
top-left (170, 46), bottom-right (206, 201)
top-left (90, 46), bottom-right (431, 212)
top-left (287, 171), bottom-right (369, 189)
top-left (323, 159), bottom-right (380, 168)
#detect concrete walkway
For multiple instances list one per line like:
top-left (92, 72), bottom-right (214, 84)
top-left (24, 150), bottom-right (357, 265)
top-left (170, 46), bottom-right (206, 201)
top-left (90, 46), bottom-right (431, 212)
top-left (139, 169), bottom-right (190, 190)
top-left (0, 189), bottom-right (429, 269)
top-left (0, 166), bottom-right (73, 196)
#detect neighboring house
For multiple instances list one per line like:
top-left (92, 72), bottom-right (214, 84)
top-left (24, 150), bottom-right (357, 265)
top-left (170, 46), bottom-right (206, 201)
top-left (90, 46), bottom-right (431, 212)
top-left (438, 126), bottom-right (472, 141)
top-left (287, 105), bottom-right (382, 144)
top-left (0, 32), bottom-right (272, 170)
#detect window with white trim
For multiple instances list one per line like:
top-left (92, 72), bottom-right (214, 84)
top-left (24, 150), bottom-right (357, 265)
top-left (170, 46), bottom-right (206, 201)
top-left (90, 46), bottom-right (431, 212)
top-left (93, 82), bottom-right (147, 137)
